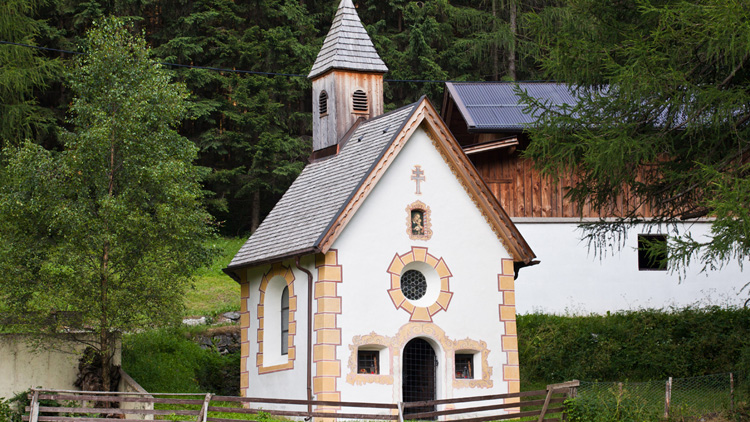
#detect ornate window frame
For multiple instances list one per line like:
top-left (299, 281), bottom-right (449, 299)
top-left (405, 200), bottom-right (432, 241)
top-left (387, 246), bottom-right (452, 322)
top-left (256, 263), bottom-right (297, 374)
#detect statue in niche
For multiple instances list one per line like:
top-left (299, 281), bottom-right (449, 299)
top-left (411, 210), bottom-right (424, 235)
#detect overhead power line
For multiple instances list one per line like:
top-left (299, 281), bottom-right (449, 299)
top-left (0, 40), bottom-right (483, 84)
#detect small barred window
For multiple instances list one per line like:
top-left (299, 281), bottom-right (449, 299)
top-left (319, 91), bottom-right (328, 115)
top-left (357, 350), bottom-right (379, 374)
top-left (455, 354), bottom-right (474, 379)
top-left (353, 90), bottom-right (368, 112)
top-left (401, 270), bottom-right (427, 301)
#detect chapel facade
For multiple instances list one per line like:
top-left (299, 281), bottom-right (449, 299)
top-left (224, 0), bottom-right (536, 416)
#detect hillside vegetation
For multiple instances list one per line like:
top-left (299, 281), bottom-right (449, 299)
top-left (185, 237), bottom-right (245, 317)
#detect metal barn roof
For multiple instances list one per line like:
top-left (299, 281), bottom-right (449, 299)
top-left (445, 82), bottom-right (580, 131)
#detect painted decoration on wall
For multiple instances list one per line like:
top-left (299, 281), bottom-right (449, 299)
top-left (411, 165), bottom-right (425, 194)
top-left (406, 201), bottom-right (432, 240)
top-left (386, 246), bottom-right (453, 322)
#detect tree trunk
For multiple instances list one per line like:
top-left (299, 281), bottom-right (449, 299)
top-left (492, 0), bottom-right (499, 81)
top-left (251, 190), bottom-right (261, 233)
top-left (507, 0), bottom-right (517, 81)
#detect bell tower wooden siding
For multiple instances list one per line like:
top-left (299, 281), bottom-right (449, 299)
top-left (312, 71), bottom-right (384, 152)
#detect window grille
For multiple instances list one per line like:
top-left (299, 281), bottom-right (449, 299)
top-left (281, 286), bottom-right (289, 355)
top-left (403, 338), bottom-right (436, 418)
top-left (357, 350), bottom-right (379, 374)
top-left (455, 354), bottom-right (473, 379)
top-left (401, 270), bottom-right (427, 301)
top-left (319, 91), bottom-right (328, 115)
top-left (638, 234), bottom-right (668, 271)
top-left (353, 90), bottom-right (368, 112)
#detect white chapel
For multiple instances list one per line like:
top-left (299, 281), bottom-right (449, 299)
top-left (224, 0), bottom-right (537, 416)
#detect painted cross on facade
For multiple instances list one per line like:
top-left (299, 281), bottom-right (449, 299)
top-left (411, 165), bottom-right (425, 194)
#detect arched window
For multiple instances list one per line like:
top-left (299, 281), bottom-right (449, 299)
top-left (353, 90), bottom-right (368, 112)
top-left (281, 286), bottom-right (289, 355)
top-left (319, 91), bottom-right (328, 115)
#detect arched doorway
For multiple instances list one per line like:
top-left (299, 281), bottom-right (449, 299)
top-left (402, 338), bottom-right (436, 418)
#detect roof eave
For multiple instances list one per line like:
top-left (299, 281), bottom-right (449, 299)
top-left (223, 246), bottom-right (321, 283)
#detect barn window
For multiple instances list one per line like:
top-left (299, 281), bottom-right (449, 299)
top-left (319, 91), bottom-right (328, 115)
top-left (281, 286), bottom-right (289, 354)
top-left (353, 90), bottom-right (368, 112)
top-left (357, 350), bottom-right (379, 374)
top-left (455, 354), bottom-right (474, 379)
top-left (638, 234), bottom-right (667, 271)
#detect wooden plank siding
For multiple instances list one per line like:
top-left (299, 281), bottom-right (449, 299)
top-left (443, 94), bottom-right (659, 219)
top-left (459, 134), bottom-right (655, 219)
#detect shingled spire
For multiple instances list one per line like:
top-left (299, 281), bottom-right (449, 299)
top-left (309, 0), bottom-right (388, 154)
top-left (308, 0), bottom-right (388, 78)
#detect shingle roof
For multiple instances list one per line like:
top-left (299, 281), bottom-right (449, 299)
top-left (445, 82), bottom-right (579, 131)
top-left (226, 102), bottom-right (418, 270)
top-left (308, 0), bottom-right (389, 79)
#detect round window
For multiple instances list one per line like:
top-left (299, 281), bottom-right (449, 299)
top-left (401, 270), bottom-right (427, 300)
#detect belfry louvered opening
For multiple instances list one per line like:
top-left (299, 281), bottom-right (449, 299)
top-left (353, 90), bottom-right (368, 112)
top-left (319, 91), bottom-right (328, 115)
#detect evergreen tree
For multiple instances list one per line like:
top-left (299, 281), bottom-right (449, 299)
top-left (522, 0), bottom-right (750, 273)
top-left (0, 0), bottom-right (61, 146)
top-left (0, 17), bottom-right (216, 390)
top-left (151, 0), bottom-right (315, 234)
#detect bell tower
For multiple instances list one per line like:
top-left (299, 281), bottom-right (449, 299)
top-left (308, 0), bottom-right (388, 153)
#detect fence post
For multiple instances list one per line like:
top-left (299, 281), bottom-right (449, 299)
top-left (664, 377), bottom-right (672, 419)
top-left (568, 380), bottom-right (578, 399)
top-left (397, 402), bottom-right (404, 422)
top-left (730, 373), bottom-right (735, 412)
top-left (29, 390), bottom-right (40, 422)
top-left (197, 393), bottom-right (212, 422)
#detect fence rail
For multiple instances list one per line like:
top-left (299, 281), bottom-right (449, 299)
top-left (23, 381), bottom-right (579, 422)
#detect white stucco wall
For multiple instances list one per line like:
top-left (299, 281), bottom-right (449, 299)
top-left (514, 221), bottom-right (747, 315)
top-left (0, 334), bottom-right (121, 400)
top-left (331, 126), bottom-right (515, 408)
top-left (244, 260), bottom-right (311, 406)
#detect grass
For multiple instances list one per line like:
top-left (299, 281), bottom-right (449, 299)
top-left (184, 237), bottom-right (246, 317)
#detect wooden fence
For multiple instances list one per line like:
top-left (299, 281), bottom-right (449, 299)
top-left (24, 381), bottom-right (579, 422)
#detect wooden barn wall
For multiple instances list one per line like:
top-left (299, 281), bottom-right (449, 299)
top-left (443, 99), bottom-right (654, 218)
top-left (467, 140), bottom-right (653, 219)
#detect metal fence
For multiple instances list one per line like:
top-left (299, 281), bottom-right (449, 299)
top-left (578, 372), bottom-right (741, 419)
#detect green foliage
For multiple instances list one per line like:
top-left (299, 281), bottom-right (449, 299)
top-left (0, 0), bottom-right (61, 146)
top-left (5, 0), bottom-right (557, 235)
top-left (0, 390), bottom-right (56, 422)
top-left (122, 327), bottom-right (239, 395)
top-left (565, 388), bottom-right (660, 422)
top-left (0, 398), bottom-right (15, 422)
top-left (0, 16), bottom-right (216, 390)
top-left (521, 0), bottom-right (750, 273)
top-left (518, 307), bottom-right (750, 383)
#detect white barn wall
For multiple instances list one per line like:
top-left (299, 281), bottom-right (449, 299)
top-left (514, 221), bottom-right (746, 315)
top-left (332, 126), bottom-right (515, 408)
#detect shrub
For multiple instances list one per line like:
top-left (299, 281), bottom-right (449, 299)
top-left (122, 327), bottom-right (240, 395)
top-left (566, 386), bottom-right (660, 422)
top-left (518, 307), bottom-right (750, 383)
